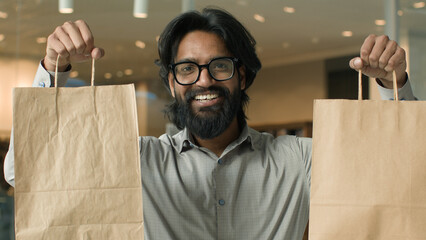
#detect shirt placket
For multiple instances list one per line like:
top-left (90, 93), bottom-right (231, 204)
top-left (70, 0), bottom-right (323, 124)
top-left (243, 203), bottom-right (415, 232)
top-left (215, 155), bottom-right (229, 240)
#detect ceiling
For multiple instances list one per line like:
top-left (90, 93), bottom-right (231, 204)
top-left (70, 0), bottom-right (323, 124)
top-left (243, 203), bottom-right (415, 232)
top-left (1, 0), bottom-right (426, 86)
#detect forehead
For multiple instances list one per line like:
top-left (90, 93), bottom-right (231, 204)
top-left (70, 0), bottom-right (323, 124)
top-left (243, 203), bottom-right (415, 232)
top-left (176, 30), bottom-right (231, 62)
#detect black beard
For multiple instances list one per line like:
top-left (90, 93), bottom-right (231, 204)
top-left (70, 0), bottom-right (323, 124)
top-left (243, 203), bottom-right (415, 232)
top-left (167, 85), bottom-right (241, 139)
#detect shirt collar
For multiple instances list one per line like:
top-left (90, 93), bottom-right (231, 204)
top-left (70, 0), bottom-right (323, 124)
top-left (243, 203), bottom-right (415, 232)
top-left (173, 127), bottom-right (195, 153)
top-left (172, 122), bottom-right (258, 154)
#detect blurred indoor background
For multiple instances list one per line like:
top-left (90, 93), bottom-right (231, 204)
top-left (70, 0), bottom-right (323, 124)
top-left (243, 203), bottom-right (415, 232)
top-left (1, 0), bottom-right (426, 238)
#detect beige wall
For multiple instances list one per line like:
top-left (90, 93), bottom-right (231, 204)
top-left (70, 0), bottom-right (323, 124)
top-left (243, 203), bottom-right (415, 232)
top-left (0, 58), bottom-right (38, 139)
top-left (247, 60), bottom-right (327, 126)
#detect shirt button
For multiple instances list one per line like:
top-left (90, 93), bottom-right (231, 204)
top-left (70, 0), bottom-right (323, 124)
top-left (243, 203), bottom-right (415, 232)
top-left (218, 199), bottom-right (225, 206)
top-left (39, 82), bottom-right (46, 87)
top-left (218, 159), bottom-right (223, 165)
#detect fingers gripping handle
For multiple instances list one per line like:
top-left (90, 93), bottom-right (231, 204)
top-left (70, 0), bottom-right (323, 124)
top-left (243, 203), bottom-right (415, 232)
top-left (54, 55), bottom-right (96, 87)
top-left (358, 70), bottom-right (398, 101)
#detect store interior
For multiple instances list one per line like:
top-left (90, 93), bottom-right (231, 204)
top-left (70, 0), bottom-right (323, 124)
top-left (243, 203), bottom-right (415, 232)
top-left (0, 0), bottom-right (425, 238)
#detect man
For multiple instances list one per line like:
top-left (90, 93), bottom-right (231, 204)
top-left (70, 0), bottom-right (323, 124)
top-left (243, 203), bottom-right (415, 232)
top-left (5, 8), bottom-right (416, 239)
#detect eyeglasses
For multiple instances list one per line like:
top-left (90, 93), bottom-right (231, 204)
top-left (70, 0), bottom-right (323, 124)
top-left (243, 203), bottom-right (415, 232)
top-left (169, 57), bottom-right (239, 85)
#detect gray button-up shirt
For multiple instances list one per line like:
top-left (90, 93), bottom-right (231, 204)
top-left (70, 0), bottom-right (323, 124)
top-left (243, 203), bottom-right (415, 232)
top-left (141, 125), bottom-right (312, 240)
top-left (5, 62), bottom-right (417, 239)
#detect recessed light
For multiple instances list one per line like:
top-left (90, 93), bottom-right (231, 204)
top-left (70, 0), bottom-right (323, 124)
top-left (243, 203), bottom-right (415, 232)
top-left (375, 19), bottom-right (386, 26)
top-left (36, 37), bottom-right (47, 44)
top-left (283, 7), bottom-right (295, 13)
top-left (70, 71), bottom-right (79, 78)
top-left (124, 69), bottom-right (133, 76)
top-left (0, 11), bottom-right (8, 19)
top-left (254, 14), bottom-right (265, 23)
top-left (135, 40), bottom-right (146, 49)
top-left (342, 31), bottom-right (353, 37)
top-left (413, 1), bottom-right (425, 8)
top-left (397, 10), bottom-right (404, 16)
top-left (116, 71), bottom-right (124, 78)
top-left (104, 73), bottom-right (112, 79)
top-left (237, 0), bottom-right (248, 6)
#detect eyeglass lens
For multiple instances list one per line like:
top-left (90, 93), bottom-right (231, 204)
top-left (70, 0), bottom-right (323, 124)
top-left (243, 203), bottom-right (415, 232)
top-left (174, 58), bottom-right (234, 84)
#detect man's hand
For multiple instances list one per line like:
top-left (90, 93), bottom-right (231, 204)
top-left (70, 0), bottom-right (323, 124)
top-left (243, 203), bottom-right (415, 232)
top-left (349, 34), bottom-right (407, 89)
top-left (44, 20), bottom-right (105, 72)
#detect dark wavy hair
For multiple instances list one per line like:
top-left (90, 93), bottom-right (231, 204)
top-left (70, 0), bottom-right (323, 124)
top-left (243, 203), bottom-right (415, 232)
top-left (157, 8), bottom-right (262, 127)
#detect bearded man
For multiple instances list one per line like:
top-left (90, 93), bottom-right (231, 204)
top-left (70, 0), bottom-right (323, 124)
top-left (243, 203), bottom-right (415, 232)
top-left (5, 8), bottom-right (415, 240)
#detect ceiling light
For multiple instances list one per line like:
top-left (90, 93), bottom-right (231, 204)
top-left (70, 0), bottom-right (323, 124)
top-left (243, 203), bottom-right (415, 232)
top-left (116, 71), bottom-right (124, 78)
top-left (0, 34), bottom-right (5, 42)
top-left (341, 31), bottom-right (353, 37)
top-left (375, 19), bottom-right (386, 26)
top-left (124, 69), bottom-right (133, 76)
top-left (254, 14), bottom-right (265, 23)
top-left (283, 7), bottom-right (295, 13)
top-left (36, 37), bottom-right (47, 44)
top-left (59, 0), bottom-right (73, 14)
top-left (104, 73), bottom-right (112, 79)
top-left (397, 10), bottom-right (404, 16)
top-left (134, 0), bottom-right (148, 18)
top-left (0, 11), bottom-right (8, 19)
top-left (413, 1), bottom-right (425, 8)
top-left (70, 71), bottom-right (79, 78)
top-left (182, 0), bottom-right (195, 13)
top-left (237, 0), bottom-right (248, 6)
top-left (135, 40), bottom-right (146, 49)
top-left (282, 42), bottom-right (290, 48)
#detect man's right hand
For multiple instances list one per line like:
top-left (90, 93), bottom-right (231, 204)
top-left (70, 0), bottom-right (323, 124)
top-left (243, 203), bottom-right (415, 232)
top-left (44, 20), bottom-right (105, 72)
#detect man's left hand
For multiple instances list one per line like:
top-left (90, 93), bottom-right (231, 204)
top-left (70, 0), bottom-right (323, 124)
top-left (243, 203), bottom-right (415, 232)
top-left (349, 34), bottom-right (407, 89)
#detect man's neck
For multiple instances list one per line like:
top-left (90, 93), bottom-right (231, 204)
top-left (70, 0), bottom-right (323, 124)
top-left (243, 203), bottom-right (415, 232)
top-left (192, 117), bottom-right (241, 157)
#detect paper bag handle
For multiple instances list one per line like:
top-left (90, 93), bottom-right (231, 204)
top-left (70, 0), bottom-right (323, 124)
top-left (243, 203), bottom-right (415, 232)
top-left (358, 70), bottom-right (398, 101)
top-left (54, 55), bottom-right (96, 87)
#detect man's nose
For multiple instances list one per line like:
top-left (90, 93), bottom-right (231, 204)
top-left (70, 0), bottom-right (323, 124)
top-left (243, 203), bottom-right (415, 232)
top-left (196, 67), bottom-right (215, 87)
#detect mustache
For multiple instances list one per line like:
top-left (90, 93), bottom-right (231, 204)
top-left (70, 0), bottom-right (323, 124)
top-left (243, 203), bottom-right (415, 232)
top-left (184, 86), bottom-right (230, 103)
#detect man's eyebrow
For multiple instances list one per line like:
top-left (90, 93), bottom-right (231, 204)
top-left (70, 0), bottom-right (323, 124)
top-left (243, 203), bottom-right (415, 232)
top-left (175, 55), bottom-right (231, 64)
top-left (175, 58), bottom-right (197, 63)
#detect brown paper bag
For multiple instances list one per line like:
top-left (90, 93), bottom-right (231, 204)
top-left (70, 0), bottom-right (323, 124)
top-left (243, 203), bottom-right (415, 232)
top-left (13, 59), bottom-right (143, 240)
top-left (310, 72), bottom-right (426, 239)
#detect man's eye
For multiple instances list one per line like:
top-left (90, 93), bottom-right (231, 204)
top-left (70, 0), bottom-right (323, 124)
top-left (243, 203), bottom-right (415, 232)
top-left (215, 64), bottom-right (227, 69)
top-left (178, 64), bottom-right (196, 73)
top-left (212, 63), bottom-right (230, 72)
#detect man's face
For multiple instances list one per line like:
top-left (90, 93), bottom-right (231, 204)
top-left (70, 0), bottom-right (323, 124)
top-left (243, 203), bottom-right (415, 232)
top-left (168, 30), bottom-right (246, 139)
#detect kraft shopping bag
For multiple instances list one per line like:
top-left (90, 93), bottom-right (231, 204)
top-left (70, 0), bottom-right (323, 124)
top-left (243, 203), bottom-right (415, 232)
top-left (13, 58), bottom-right (143, 240)
top-left (310, 72), bottom-right (426, 239)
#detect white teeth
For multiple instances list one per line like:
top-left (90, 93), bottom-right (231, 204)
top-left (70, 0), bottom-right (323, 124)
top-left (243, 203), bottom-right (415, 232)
top-left (194, 94), bottom-right (219, 101)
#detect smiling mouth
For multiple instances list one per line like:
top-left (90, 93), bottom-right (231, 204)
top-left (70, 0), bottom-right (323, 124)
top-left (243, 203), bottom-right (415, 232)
top-left (194, 93), bottom-right (219, 102)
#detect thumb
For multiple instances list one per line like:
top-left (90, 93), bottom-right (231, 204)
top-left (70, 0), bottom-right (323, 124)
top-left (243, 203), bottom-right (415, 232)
top-left (349, 57), bottom-right (364, 71)
top-left (91, 47), bottom-right (105, 60)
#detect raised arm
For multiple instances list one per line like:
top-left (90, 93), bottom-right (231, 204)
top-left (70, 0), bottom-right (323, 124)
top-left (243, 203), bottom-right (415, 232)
top-left (43, 20), bottom-right (104, 72)
top-left (4, 20), bottom-right (105, 187)
top-left (349, 34), bottom-right (407, 89)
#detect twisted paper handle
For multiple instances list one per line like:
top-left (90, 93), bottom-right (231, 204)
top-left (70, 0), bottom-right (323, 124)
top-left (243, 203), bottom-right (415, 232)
top-left (358, 70), bottom-right (398, 101)
top-left (54, 55), bottom-right (95, 87)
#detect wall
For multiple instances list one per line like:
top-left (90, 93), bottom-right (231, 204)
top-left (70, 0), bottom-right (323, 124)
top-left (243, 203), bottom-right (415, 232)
top-left (0, 58), bottom-right (38, 139)
top-left (409, 31), bottom-right (426, 100)
top-left (247, 60), bottom-right (326, 126)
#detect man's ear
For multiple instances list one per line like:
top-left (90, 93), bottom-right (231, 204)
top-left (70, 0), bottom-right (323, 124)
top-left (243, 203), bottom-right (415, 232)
top-left (239, 66), bottom-right (246, 90)
top-left (168, 73), bottom-right (175, 98)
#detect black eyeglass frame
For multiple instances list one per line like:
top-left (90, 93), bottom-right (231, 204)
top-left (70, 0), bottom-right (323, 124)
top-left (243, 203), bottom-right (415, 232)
top-left (169, 57), bottom-right (240, 86)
